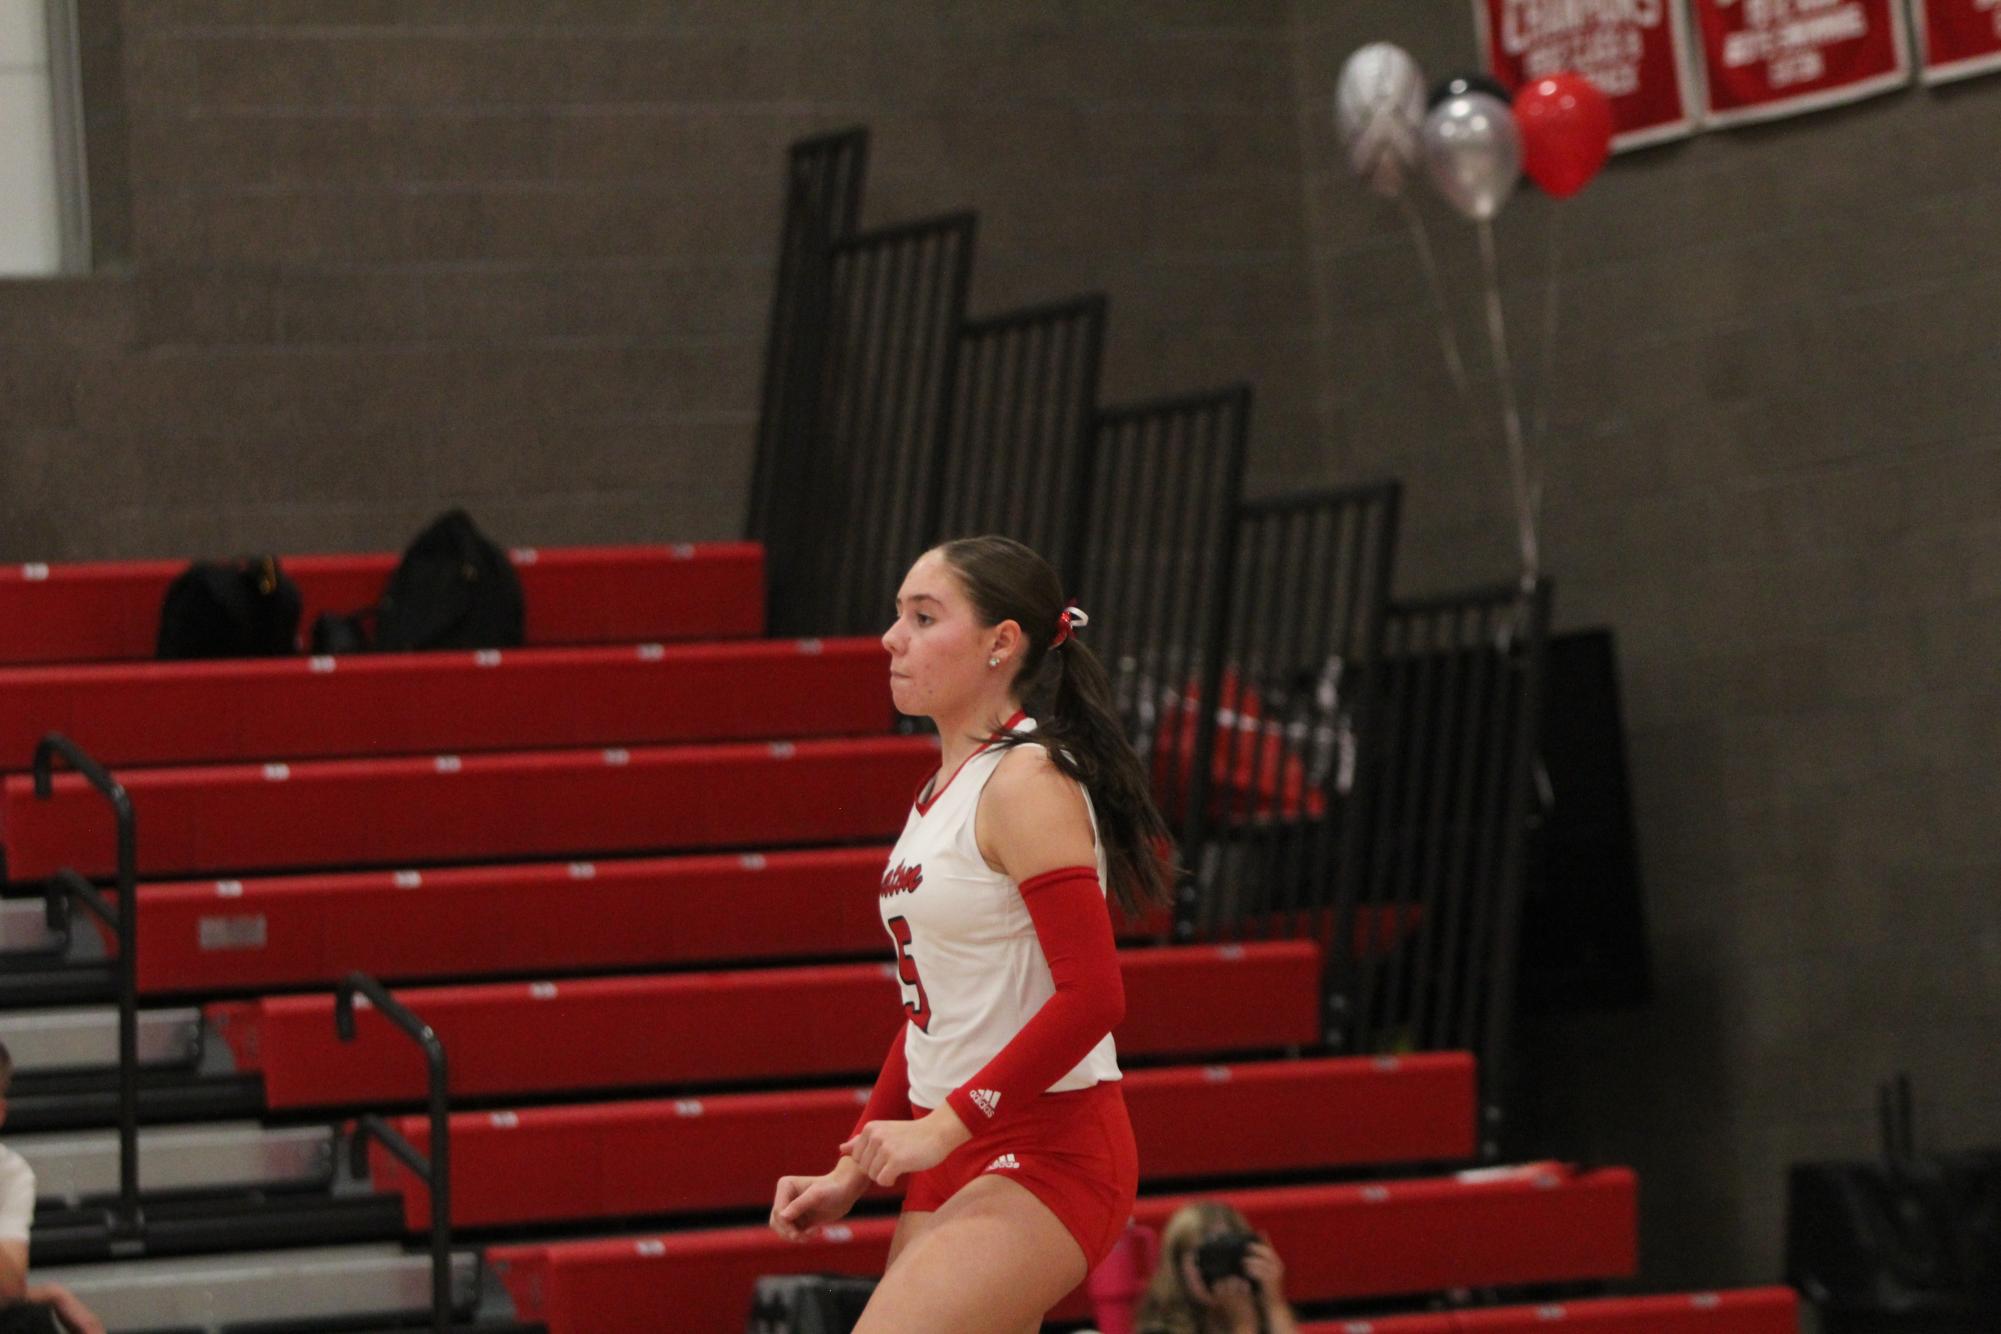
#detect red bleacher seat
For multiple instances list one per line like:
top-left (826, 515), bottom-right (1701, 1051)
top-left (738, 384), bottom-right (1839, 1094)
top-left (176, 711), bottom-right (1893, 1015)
top-left (0, 638), bottom-right (891, 771)
top-left (486, 1165), bottom-right (1638, 1332)
top-left (2, 735), bottom-right (937, 881)
top-left (1125, 1051), bottom-right (1474, 1177)
top-left (369, 1053), bottom-right (1476, 1229)
top-left (1297, 1287), bottom-right (1800, 1332)
top-left (127, 847), bottom-right (891, 994)
top-left (1448, 1288), bottom-right (1799, 1331)
top-left (0, 543), bottom-right (764, 666)
top-left (123, 847), bottom-right (1168, 996)
top-left (207, 940), bottom-right (1322, 1109)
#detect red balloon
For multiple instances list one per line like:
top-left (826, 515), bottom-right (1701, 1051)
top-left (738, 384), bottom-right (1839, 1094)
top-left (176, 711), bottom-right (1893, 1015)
top-left (1513, 73), bottom-right (1613, 199)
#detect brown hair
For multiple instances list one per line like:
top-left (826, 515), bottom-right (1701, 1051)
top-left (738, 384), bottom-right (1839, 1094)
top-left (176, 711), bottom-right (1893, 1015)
top-left (0, 1039), bottom-right (11, 1094)
top-left (934, 535), bottom-right (1175, 919)
top-left (1134, 1200), bottom-right (1259, 1334)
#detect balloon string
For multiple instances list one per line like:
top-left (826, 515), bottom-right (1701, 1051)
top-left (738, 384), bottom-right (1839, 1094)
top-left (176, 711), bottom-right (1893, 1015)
top-left (1528, 205), bottom-right (1562, 546)
top-left (1397, 191), bottom-right (1469, 397)
top-left (1476, 217), bottom-right (1538, 587)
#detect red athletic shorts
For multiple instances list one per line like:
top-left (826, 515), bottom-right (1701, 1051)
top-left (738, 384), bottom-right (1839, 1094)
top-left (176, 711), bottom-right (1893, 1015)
top-left (904, 1080), bottom-right (1138, 1269)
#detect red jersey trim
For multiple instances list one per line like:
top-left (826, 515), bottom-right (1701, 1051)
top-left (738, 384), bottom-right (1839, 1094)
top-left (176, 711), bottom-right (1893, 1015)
top-left (914, 708), bottom-right (1030, 816)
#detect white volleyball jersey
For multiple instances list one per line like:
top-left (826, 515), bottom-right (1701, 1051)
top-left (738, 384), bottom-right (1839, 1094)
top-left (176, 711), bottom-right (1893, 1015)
top-left (880, 713), bottom-right (1122, 1112)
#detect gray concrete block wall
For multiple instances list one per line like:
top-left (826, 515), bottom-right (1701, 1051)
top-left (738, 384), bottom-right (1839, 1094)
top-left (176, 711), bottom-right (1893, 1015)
top-left (0, 0), bottom-right (1325, 566)
top-left (1296, 0), bottom-right (2001, 1291)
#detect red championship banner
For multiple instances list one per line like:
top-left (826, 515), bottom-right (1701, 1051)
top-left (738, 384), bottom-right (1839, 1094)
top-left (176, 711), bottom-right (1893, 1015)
top-left (1474, 0), bottom-right (1696, 149)
top-left (1915, 0), bottom-right (2001, 83)
top-left (1689, 0), bottom-right (1911, 124)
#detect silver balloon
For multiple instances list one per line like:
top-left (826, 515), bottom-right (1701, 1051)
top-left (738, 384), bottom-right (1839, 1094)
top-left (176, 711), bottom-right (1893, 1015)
top-left (1420, 91), bottom-right (1521, 221)
top-left (1335, 43), bottom-right (1426, 198)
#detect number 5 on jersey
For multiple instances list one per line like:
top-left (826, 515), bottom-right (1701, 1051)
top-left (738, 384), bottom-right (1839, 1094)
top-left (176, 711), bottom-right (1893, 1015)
top-left (886, 915), bottom-right (932, 1031)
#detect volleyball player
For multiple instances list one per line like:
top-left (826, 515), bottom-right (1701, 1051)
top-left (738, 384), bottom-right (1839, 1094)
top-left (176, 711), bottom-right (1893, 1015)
top-left (769, 535), bottom-right (1175, 1333)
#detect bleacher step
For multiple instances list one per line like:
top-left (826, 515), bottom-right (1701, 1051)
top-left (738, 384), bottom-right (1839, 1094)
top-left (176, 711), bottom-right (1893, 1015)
top-left (4, 735), bottom-right (937, 881)
top-left (0, 962), bottom-right (111, 1010)
top-left (0, 637), bottom-right (890, 771)
top-left (366, 1053), bottom-right (1476, 1230)
top-left (0, 541), bottom-right (764, 666)
top-left (0, 1006), bottom-right (203, 1072)
top-left (487, 1163), bottom-right (1638, 1331)
top-left (2, 1071), bottom-right (266, 1135)
top-left (1, 896), bottom-right (61, 952)
top-left (120, 846), bottom-right (897, 995)
top-left (19, 1122), bottom-right (334, 1207)
top-left (26, 1243), bottom-right (480, 1331)
top-left (206, 941), bottom-right (1323, 1110)
top-left (1296, 1287), bottom-right (1801, 1332)
top-left (14, 847), bottom-right (1165, 1000)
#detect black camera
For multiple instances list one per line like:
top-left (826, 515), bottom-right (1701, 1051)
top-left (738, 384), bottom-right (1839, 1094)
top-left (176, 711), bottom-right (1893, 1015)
top-left (1194, 1230), bottom-right (1258, 1287)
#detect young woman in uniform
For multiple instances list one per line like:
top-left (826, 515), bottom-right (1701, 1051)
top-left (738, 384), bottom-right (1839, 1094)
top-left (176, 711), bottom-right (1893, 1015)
top-left (769, 534), bottom-right (1175, 1333)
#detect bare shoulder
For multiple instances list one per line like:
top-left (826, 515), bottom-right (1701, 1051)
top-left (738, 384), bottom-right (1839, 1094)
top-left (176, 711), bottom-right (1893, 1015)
top-left (979, 742), bottom-right (1095, 878)
top-left (987, 740), bottom-right (1079, 805)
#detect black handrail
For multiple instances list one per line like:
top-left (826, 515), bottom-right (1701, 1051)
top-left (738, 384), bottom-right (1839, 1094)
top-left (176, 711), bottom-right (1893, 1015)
top-left (33, 735), bottom-right (141, 1236)
top-left (336, 971), bottom-right (452, 1334)
top-left (31, 734), bottom-right (136, 898)
top-left (43, 868), bottom-right (140, 1231)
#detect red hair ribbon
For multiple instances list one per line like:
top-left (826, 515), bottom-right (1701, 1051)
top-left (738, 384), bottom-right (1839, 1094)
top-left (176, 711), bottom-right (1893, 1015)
top-left (1050, 605), bottom-right (1090, 648)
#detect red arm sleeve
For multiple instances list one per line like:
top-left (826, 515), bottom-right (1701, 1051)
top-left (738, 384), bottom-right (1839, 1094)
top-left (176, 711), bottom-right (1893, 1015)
top-left (946, 865), bottom-right (1125, 1133)
top-left (850, 1021), bottom-right (912, 1137)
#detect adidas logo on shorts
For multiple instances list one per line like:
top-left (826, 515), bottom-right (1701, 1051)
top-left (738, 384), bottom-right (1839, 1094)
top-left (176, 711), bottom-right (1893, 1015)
top-left (969, 1088), bottom-right (1001, 1117)
top-left (985, 1153), bottom-right (1021, 1172)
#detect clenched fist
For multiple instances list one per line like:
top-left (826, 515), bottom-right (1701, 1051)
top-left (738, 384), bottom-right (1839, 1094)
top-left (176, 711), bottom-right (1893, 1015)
top-left (770, 1158), bottom-right (869, 1242)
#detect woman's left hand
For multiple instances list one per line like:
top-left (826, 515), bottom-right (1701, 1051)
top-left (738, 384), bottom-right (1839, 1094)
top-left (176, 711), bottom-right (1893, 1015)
top-left (840, 1107), bottom-right (970, 1186)
top-left (1244, 1234), bottom-right (1287, 1303)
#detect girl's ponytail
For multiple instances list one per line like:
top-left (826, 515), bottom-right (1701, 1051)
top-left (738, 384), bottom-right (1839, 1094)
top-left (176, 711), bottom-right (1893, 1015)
top-left (936, 536), bottom-right (1175, 918)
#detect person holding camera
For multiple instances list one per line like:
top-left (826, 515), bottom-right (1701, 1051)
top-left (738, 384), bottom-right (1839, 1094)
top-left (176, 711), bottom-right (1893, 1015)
top-left (1134, 1201), bottom-right (1298, 1334)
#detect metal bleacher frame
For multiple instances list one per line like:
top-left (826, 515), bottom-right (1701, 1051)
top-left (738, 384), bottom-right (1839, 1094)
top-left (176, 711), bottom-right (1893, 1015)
top-left (1349, 580), bottom-right (1555, 1156)
top-left (742, 126), bottom-right (1558, 1162)
top-left (14, 741), bottom-right (463, 1330)
top-left (1176, 480), bottom-right (1404, 954)
top-left (32, 734), bottom-right (141, 1238)
top-left (1078, 386), bottom-right (1253, 850)
top-left (338, 970), bottom-right (455, 1334)
top-left (746, 127), bottom-right (868, 570)
top-left (930, 293), bottom-right (1108, 568)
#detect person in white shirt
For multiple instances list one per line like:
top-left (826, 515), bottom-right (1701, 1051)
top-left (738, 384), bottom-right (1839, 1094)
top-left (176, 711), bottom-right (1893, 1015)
top-left (1, 1042), bottom-right (105, 1334)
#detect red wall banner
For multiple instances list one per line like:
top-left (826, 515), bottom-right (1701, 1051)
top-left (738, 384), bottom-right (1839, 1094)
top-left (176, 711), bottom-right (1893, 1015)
top-left (1914, 0), bottom-right (2001, 83)
top-left (1688, 0), bottom-right (1911, 124)
top-left (1474, 0), bottom-right (1696, 149)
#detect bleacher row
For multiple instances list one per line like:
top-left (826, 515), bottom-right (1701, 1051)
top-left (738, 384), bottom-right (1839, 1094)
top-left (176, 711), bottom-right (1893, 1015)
top-left (0, 544), bottom-right (763, 667)
top-left (0, 543), bottom-right (1797, 1333)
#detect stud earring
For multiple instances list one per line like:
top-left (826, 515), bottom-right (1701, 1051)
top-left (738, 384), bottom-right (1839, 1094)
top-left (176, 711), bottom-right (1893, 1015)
top-left (988, 656), bottom-right (1000, 668)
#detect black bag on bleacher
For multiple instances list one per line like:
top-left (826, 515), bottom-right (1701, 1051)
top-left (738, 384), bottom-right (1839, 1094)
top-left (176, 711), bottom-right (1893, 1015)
top-left (156, 556), bottom-right (302, 659)
top-left (309, 606), bottom-right (375, 655)
top-left (746, 1273), bottom-right (878, 1334)
top-left (373, 509), bottom-right (524, 652)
